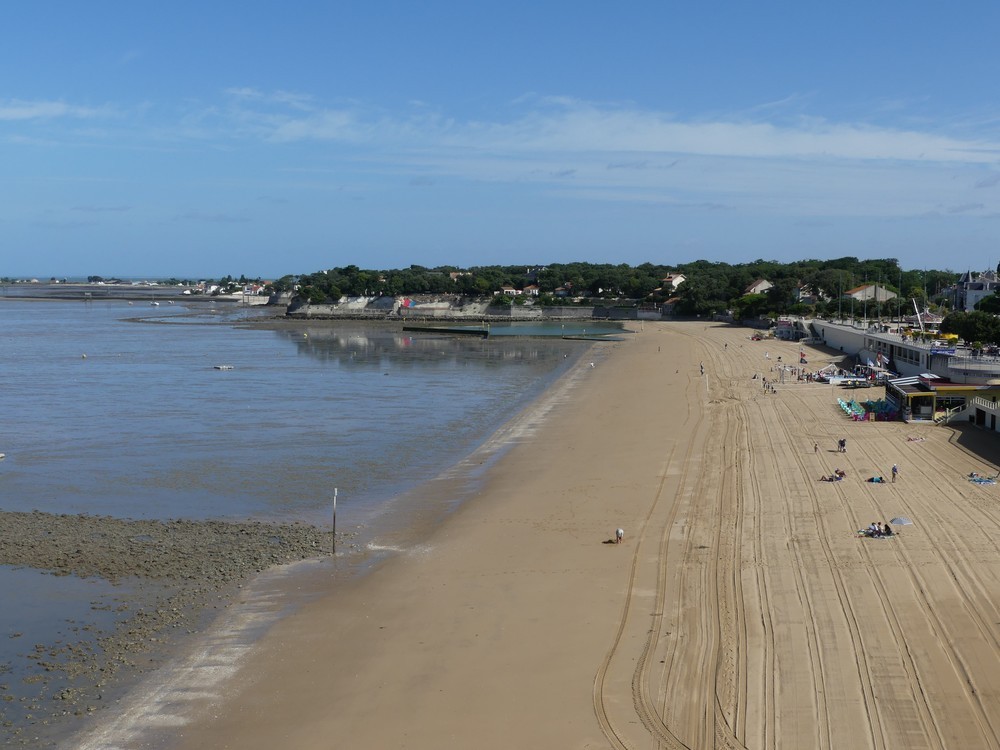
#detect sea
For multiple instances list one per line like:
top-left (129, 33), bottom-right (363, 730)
top-left (0, 292), bottom-right (624, 745)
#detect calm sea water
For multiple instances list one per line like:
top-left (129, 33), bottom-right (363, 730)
top-left (0, 297), bottom-right (624, 745)
top-left (0, 299), bottom-right (607, 524)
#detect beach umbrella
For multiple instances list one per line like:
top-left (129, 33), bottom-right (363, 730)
top-left (890, 517), bottom-right (913, 526)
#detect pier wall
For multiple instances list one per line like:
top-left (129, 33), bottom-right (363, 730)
top-left (287, 299), bottom-right (650, 321)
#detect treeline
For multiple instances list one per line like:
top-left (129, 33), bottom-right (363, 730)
top-left (290, 258), bottom-right (961, 317)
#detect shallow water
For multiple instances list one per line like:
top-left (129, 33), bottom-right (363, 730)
top-left (0, 298), bottom-right (613, 745)
top-left (0, 566), bottom-right (140, 745)
top-left (0, 300), bottom-right (593, 524)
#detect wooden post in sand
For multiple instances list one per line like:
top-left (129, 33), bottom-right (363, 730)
top-left (332, 487), bottom-right (337, 555)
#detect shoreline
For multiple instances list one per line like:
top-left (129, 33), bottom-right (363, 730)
top-left (0, 513), bottom-right (347, 747)
top-left (166, 321), bottom-right (688, 748)
top-left (63, 334), bottom-right (607, 748)
top-left (1, 301), bottom-right (612, 746)
top-left (168, 320), bottom-right (1000, 750)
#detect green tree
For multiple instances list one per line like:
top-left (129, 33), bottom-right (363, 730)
top-left (732, 293), bottom-right (769, 320)
top-left (765, 278), bottom-right (800, 314)
top-left (673, 266), bottom-right (731, 316)
top-left (940, 311), bottom-right (1000, 345)
top-left (271, 275), bottom-right (296, 293)
top-left (975, 291), bottom-right (1000, 314)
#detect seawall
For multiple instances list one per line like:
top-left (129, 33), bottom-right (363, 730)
top-left (287, 296), bottom-right (661, 321)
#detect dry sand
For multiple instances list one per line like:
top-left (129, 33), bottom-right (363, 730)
top-left (138, 321), bottom-right (1000, 748)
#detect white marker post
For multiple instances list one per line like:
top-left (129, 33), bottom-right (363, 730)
top-left (332, 487), bottom-right (337, 555)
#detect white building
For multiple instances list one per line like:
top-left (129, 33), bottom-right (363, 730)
top-left (844, 283), bottom-right (896, 302)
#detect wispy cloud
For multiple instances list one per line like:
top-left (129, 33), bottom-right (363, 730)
top-left (118, 49), bottom-right (142, 65)
top-left (73, 205), bottom-right (131, 213)
top-left (10, 91), bottom-right (1000, 168)
top-left (175, 211), bottom-right (250, 224)
top-left (0, 99), bottom-right (109, 121)
top-left (224, 87), bottom-right (315, 111)
top-left (945, 202), bottom-right (985, 214)
top-left (9, 91), bottom-right (1000, 224)
top-left (207, 94), bottom-right (1000, 171)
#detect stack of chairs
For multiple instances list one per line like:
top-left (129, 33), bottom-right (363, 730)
top-left (838, 398), bottom-right (866, 419)
top-left (862, 399), bottom-right (899, 422)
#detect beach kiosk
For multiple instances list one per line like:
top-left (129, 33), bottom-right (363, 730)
top-left (886, 373), bottom-right (1000, 423)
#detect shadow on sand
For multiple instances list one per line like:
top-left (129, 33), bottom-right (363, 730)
top-left (947, 422), bottom-right (1000, 471)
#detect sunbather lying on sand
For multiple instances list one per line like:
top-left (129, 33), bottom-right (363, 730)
top-left (858, 522), bottom-right (893, 538)
top-left (968, 472), bottom-right (997, 484)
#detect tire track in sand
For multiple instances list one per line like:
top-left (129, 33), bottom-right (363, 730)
top-left (823, 419), bottom-right (999, 747)
top-left (592, 371), bottom-right (701, 749)
top-left (592, 329), bottom-right (751, 750)
top-left (766, 389), bottom-right (945, 749)
top-left (651, 332), bottom-right (750, 749)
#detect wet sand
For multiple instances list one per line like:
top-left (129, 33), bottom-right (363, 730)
top-left (0, 513), bottom-right (339, 746)
top-left (90, 321), bottom-right (1000, 748)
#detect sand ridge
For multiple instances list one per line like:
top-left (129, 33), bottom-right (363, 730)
top-left (143, 321), bottom-right (1000, 749)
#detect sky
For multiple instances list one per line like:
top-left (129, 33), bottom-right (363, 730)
top-left (5, 1), bottom-right (1000, 279)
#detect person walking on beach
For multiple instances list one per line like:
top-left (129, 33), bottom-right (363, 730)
top-left (814, 442), bottom-right (819, 454)
top-left (615, 528), bottom-right (624, 544)
top-left (892, 464), bottom-right (899, 482)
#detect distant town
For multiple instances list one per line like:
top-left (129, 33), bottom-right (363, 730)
top-left (1, 275), bottom-right (272, 298)
top-left (6, 258), bottom-right (1000, 333)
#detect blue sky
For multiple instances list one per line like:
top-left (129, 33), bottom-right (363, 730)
top-left (5, 2), bottom-right (1000, 279)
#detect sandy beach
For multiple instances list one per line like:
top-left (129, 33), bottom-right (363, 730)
top-left (119, 320), bottom-right (1000, 749)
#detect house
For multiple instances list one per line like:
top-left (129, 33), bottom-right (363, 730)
top-left (661, 273), bottom-right (686, 291)
top-left (844, 284), bottom-right (897, 302)
top-left (953, 269), bottom-right (1000, 312)
top-left (522, 284), bottom-right (540, 296)
top-left (660, 296), bottom-right (681, 315)
top-left (744, 279), bottom-right (773, 295)
top-left (495, 285), bottom-right (521, 296)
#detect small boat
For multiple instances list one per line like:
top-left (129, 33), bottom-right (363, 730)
top-left (150, 301), bottom-right (160, 306)
top-left (213, 365), bottom-right (234, 370)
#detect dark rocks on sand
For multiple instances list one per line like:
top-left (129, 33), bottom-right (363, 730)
top-left (0, 510), bottom-right (339, 747)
